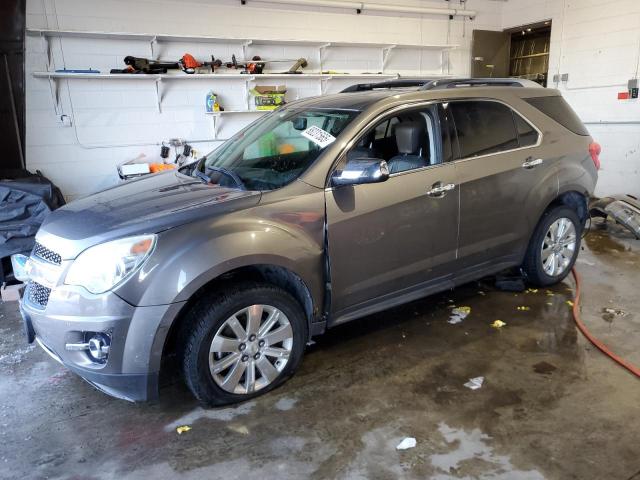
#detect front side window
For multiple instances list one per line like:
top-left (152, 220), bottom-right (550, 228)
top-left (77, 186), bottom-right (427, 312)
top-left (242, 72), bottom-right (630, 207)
top-left (449, 101), bottom-right (519, 158)
top-left (200, 108), bottom-right (359, 190)
top-left (346, 105), bottom-right (440, 174)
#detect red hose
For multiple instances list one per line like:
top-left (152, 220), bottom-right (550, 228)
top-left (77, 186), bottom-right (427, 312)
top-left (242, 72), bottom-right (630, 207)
top-left (571, 267), bottom-right (640, 378)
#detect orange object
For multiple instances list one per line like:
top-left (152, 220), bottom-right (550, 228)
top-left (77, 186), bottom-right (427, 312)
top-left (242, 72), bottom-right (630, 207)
top-left (181, 53), bottom-right (202, 70)
top-left (149, 163), bottom-right (175, 173)
top-left (131, 238), bottom-right (153, 254)
top-left (278, 144), bottom-right (296, 154)
top-left (571, 267), bottom-right (640, 378)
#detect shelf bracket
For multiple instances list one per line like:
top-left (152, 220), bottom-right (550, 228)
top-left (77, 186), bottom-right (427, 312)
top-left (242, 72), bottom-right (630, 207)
top-left (320, 76), bottom-right (331, 95)
top-left (318, 43), bottom-right (331, 72)
top-left (382, 45), bottom-right (396, 72)
top-left (150, 36), bottom-right (158, 59)
top-left (242, 40), bottom-right (253, 61)
top-left (154, 77), bottom-right (162, 113)
top-left (41, 34), bottom-right (53, 71)
top-left (47, 76), bottom-right (62, 115)
top-left (211, 114), bottom-right (219, 139)
top-left (243, 75), bottom-right (255, 110)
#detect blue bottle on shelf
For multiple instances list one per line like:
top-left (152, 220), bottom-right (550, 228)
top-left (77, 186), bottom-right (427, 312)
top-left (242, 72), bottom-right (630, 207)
top-left (205, 90), bottom-right (217, 113)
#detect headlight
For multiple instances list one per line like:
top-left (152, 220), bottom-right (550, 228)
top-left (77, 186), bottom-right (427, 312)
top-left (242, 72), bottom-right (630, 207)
top-left (65, 235), bottom-right (156, 294)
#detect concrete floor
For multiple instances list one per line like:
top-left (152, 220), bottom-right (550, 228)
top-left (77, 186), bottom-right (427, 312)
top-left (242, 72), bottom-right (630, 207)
top-left (1, 220), bottom-right (639, 480)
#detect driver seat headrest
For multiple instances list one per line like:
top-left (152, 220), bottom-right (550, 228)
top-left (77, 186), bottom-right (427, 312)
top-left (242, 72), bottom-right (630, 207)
top-left (395, 121), bottom-right (425, 155)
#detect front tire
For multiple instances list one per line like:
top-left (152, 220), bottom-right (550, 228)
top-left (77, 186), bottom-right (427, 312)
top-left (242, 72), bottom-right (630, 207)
top-left (180, 283), bottom-right (307, 406)
top-left (522, 206), bottom-right (582, 287)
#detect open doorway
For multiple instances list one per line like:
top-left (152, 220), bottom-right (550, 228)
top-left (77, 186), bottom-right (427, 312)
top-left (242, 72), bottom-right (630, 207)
top-left (505, 21), bottom-right (552, 86)
top-left (470, 21), bottom-right (552, 87)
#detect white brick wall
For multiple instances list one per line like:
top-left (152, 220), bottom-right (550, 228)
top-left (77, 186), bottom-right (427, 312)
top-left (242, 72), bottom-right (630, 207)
top-left (502, 0), bottom-right (640, 197)
top-left (26, 0), bottom-right (504, 199)
top-left (27, 0), bottom-right (640, 199)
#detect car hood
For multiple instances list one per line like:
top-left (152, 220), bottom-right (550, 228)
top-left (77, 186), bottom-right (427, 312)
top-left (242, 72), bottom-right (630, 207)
top-left (36, 171), bottom-right (261, 259)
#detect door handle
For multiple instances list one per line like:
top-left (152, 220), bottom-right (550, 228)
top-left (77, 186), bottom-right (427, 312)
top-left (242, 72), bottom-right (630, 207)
top-left (426, 182), bottom-right (456, 197)
top-left (522, 158), bottom-right (543, 169)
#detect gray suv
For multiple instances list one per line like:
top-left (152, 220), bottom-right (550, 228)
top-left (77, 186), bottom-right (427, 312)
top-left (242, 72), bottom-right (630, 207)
top-left (17, 78), bottom-right (599, 405)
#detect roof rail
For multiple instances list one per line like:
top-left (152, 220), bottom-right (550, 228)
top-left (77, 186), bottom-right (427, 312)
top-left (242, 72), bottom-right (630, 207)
top-left (340, 79), bottom-right (437, 93)
top-left (421, 78), bottom-right (543, 90)
top-left (339, 77), bottom-right (544, 94)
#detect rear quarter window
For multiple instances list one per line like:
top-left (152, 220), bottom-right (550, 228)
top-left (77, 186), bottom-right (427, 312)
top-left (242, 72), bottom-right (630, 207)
top-left (513, 113), bottom-right (539, 147)
top-left (524, 96), bottom-right (589, 136)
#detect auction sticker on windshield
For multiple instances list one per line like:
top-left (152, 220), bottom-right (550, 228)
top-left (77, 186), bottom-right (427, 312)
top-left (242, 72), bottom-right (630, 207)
top-left (301, 125), bottom-right (336, 148)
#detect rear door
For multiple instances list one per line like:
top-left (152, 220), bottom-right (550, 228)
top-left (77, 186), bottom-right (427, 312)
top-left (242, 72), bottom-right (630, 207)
top-left (326, 104), bottom-right (459, 321)
top-left (448, 99), bottom-right (556, 278)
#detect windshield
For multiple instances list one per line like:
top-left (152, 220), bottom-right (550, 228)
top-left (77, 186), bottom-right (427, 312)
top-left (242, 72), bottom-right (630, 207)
top-left (199, 108), bottom-right (360, 190)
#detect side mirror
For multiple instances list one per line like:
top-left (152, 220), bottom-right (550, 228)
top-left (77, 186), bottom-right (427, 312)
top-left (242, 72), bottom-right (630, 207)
top-left (331, 158), bottom-right (390, 187)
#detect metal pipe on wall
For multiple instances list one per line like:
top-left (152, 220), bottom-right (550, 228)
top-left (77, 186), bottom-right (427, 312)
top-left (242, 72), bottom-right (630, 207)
top-left (246, 0), bottom-right (477, 18)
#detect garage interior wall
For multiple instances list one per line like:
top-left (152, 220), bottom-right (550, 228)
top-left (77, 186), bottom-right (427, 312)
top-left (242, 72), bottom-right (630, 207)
top-left (26, 0), bottom-right (640, 200)
top-left (26, 0), bottom-right (501, 200)
top-left (502, 0), bottom-right (640, 198)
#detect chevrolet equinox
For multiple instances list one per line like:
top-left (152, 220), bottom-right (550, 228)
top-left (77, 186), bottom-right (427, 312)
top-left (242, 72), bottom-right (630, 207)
top-left (16, 78), bottom-right (599, 405)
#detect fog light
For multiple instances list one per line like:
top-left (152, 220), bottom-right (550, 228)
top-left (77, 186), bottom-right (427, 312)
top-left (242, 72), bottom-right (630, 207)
top-left (65, 332), bottom-right (110, 363)
top-left (88, 334), bottom-right (110, 362)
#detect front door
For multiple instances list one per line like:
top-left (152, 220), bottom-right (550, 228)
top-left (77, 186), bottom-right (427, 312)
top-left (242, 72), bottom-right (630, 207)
top-left (325, 104), bottom-right (459, 322)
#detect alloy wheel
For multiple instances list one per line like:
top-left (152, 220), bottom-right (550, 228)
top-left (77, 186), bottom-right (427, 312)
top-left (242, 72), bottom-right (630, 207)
top-left (209, 305), bottom-right (293, 394)
top-left (541, 217), bottom-right (577, 277)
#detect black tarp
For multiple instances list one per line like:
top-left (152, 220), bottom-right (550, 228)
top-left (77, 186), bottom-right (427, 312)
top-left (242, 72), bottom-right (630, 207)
top-left (0, 170), bottom-right (65, 259)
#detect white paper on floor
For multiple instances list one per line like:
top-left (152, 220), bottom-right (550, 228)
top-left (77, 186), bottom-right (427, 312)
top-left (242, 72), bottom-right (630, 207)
top-left (463, 376), bottom-right (484, 390)
top-left (396, 437), bottom-right (417, 450)
top-left (448, 306), bottom-right (471, 324)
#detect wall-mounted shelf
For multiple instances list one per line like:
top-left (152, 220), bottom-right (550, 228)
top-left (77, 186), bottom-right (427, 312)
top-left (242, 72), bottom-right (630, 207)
top-left (205, 110), bottom-right (269, 115)
top-left (29, 28), bottom-right (456, 140)
top-left (26, 28), bottom-right (458, 52)
top-left (204, 110), bottom-right (270, 138)
top-left (32, 71), bottom-right (429, 80)
top-left (33, 71), bottom-right (452, 113)
top-left (510, 52), bottom-right (549, 61)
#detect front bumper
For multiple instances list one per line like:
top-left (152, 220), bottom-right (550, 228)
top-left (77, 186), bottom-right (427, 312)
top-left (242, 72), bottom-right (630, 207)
top-left (20, 283), bottom-right (184, 402)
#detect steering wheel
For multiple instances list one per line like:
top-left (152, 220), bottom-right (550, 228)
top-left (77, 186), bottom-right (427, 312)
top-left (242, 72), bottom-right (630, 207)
top-left (205, 165), bottom-right (247, 190)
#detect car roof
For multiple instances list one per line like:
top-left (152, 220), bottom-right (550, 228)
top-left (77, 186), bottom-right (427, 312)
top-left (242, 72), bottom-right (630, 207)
top-left (288, 80), bottom-right (559, 112)
top-left (288, 89), bottom-right (406, 111)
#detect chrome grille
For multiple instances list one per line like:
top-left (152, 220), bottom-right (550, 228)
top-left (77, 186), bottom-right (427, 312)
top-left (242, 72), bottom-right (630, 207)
top-left (33, 242), bottom-right (62, 265)
top-left (27, 282), bottom-right (51, 308)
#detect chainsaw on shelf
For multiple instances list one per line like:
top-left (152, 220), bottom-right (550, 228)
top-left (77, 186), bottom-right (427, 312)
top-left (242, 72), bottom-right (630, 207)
top-left (111, 54), bottom-right (309, 75)
top-left (109, 56), bottom-right (180, 74)
top-left (181, 54), bottom-right (308, 74)
top-left (110, 54), bottom-right (220, 74)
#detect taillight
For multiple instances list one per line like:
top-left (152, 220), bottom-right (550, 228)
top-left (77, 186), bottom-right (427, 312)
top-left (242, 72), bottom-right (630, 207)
top-left (589, 142), bottom-right (601, 170)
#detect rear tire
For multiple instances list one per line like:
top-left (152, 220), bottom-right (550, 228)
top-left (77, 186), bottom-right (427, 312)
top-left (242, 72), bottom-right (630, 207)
top-left (522, 205), bottom-right (582, 287)
top-left (179, 283), bottom-right (307, 406)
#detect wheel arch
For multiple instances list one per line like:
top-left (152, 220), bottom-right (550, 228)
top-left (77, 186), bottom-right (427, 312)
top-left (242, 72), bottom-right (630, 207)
top-left (157, 262), bottom-right (318, 375)
top-left (520, 189), bottom-right (588, 265)
top-left (543, 189), bottom-right (589, 224)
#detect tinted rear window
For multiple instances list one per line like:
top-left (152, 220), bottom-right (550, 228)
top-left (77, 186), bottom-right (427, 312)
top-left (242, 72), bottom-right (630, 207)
top-left (449, 101), bottom-right (519, 158)
top-left (513, 112), bottom-right (539, 147)
top-left (525, 96), bottom-right (589, 136)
